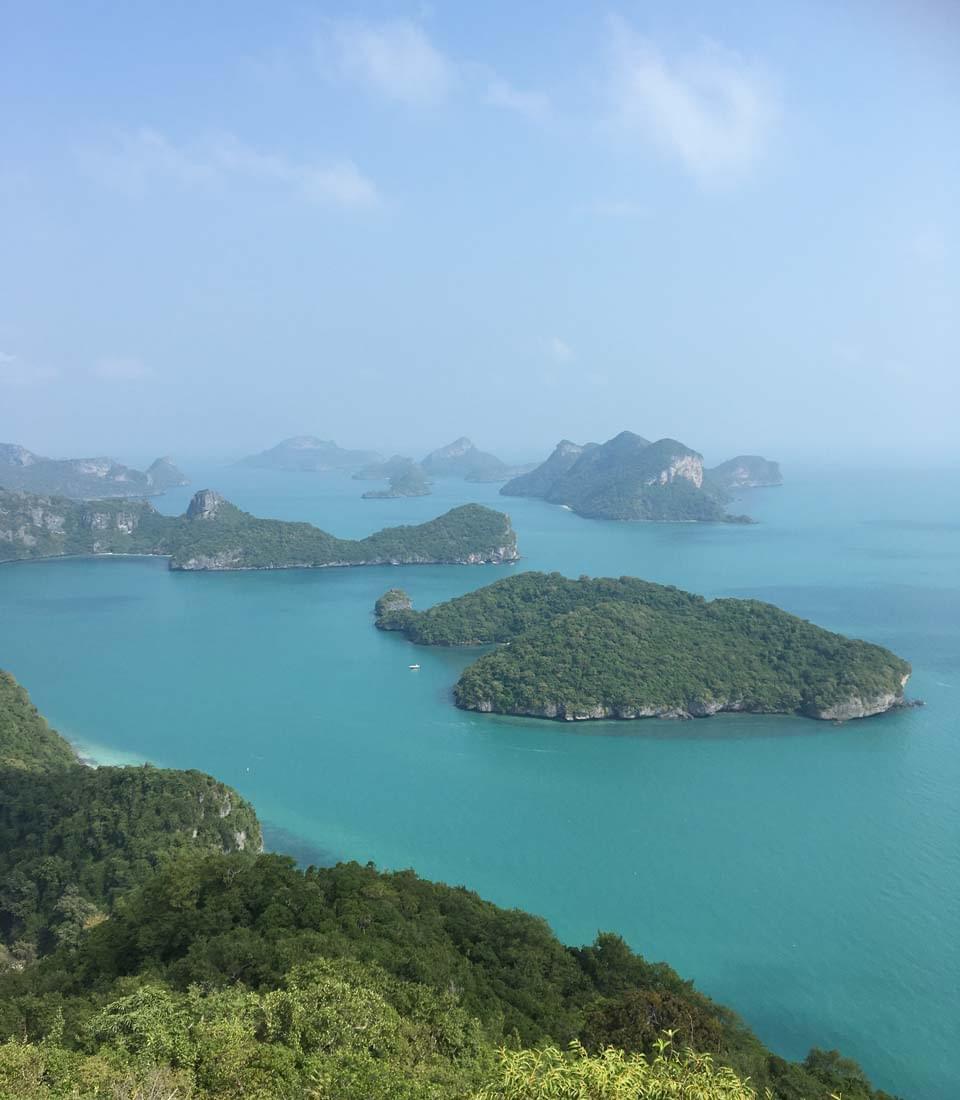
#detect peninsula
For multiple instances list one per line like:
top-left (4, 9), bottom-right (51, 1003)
top-left (376, 572), bottom-right (911, 722)
top-left (0, 442), bottom-right (188, 499)
top-left (0, 488), bottom-right (519, 569)
top-left (501, 432), bottom-right (780, 522)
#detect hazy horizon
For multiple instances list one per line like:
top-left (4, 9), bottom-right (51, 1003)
top-left (2, 2), bottom-right (957, 465)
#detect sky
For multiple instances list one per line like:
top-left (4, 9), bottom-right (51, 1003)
top-left (1, 0), bottom-right (958, 466)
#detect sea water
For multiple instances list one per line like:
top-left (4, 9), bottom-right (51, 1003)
top-left (0, 466), bottom-right (957, 1098)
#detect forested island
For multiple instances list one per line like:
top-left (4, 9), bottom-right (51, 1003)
top-left (501, 432), bottom-right (780, 522)
top-left (707, 455), bottom-right (783, 490)
top-left (361, 458), bottom-right (433, 499)
top-left (238, 435), bottom-right (382, 472)
top-left (0, 443), bottom-right (187, 499)
top-left (0, 670), bottom-right (899, 1099)
top-left (422, 437), bottom-right (534, 483)
top-left (0, 488), bottom-right (518, 569)
top-left (376, 572), bottom-right (911, 722)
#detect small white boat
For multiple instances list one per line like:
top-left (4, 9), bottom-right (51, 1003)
top-left (409, 664), bottom-right (421, 670)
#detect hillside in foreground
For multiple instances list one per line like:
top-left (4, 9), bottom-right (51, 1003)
top-left (0, 670), bottom-right (898, 1100)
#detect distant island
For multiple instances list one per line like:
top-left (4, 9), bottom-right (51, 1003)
top-left (501, 432), bottom-right (781, 522)
top-left (0, 487), bottom-right (518, 569)
top-left (421, 437), bottom-right (534, 483)
top-left (239, 435), bottom-right (382, 473)
top-left (376, 572), bottom-right (911, 722)
top-left (0, 443), bottom-right (188, 500)
top-left (707, 455), bottom-right (783, 491)
top-left (361, 459), bottom-right (432, 499)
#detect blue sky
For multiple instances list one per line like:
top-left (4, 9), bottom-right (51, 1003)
top-left (1, 1), bottom-right (957, 464)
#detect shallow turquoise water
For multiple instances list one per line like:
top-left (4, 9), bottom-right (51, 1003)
top-left (1, 467), bottom-right (958, 1098)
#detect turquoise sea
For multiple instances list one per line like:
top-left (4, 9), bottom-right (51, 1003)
top-left (1, 466), bottom-right (958, 1098)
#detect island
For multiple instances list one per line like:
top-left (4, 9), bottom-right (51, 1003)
top-left (421, 436), bottom-right (533, 483)
top-left (361, 459), bottom-right (432, 499)
top-left (500, 432), bottom-right (776, 522)
top-left (707, 455), bottom-right (783, 490)
top-left (238, 435), bottom-right (382, 472)
top-left (376, 571), bottom-right (911, 722)
top-left (0, 487), bottom-right (519, 569)
top-left (0, 442), bottom-right (188, 499)
top-left (353, 454), bottom-right (420, 480)
top-left (0, 668), bottom-right (901, 1100)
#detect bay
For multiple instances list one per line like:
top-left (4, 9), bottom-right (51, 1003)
top-left (0, 465), bottom-right (957, 1098)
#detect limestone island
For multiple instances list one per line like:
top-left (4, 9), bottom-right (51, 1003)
top-left (421, 437), bottom-right (534, 483)
top-left (361, 459), bottom-right (433, 499)
top-left (501, 432), bottom-right (780, 522)
top-left (0, 442), bottom-right (188, 499)
top-left (238, 436), bottom-right (382, 473)
top-left (706, 455), bottom-right (783, 490)
top-left (0, 488), bottom-right (519, 570)
top-left (376, 571), bottom-right (911, 722)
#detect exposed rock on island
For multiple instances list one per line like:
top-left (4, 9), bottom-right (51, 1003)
top-left (502, 432), bottom-right (780, 523)
top-left (0, 442), bottom-right (188, 499)
top-left (376, 572), bottom-right (911, 724)
top-left (0, 488), bottom-right (519, 570)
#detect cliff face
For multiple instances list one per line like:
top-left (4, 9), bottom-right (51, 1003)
top-left (1, 489), bottom-right (519, 571)
top-left (0, 443), bottom-right (185, 499)
top-left (507, 432), bottom-right (730, 522)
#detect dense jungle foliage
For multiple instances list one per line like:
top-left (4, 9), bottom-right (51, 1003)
top-left (0, 672), bottom-right (898, 1098)
top-left (376, 572), bottom-right (911, 720)
top-left (0, 489), bottom-right (515, 568)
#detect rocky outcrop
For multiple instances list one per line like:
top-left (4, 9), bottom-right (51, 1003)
top-left (464, 688), bottom-right (908, 723)
top-left (185, 489), bottom-right (226, 520)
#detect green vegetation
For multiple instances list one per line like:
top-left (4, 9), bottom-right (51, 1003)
top-left (421, 437), bottom-right (528, 483)
top-left (0, 488), bottom-right (518, 569)
top-left (238, 436), bottom-right (382, 472)
top-left (0, 673), bottom-right (260, 967)
top-left (501, 432), bottom-right (754, 523)
top-left (376, 572), bottom-right (911, 721)
top-left (0, 672), bottom-right (76, 772)
top-left (706, 456), bottom-right (783, 491)
top-left (362, 460), bottom-right (432, 499)
top-left (0, 671), bottom-right (897, 1098)
top-left (0, 443), bottom-right (185, 499)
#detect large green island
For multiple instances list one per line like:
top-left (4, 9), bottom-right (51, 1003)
top-left (0, 670), bottom-right (900, 1099)
top-left (376, 572), bottom-right (911, 722)
top-left (0, 488), bottom-right (518, 569)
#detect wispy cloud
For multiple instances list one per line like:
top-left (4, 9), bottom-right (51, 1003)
top-left (0, 351), bottom-right (59, 386)
top-left (86, 129), bottom-right (381, 208)
top-left (606, 18), bottom-right (777, 185)
top-left (319, 18), bottom-right (552, 124)
top-left (485, 77), bottom-right (550, 123)
top-left (323, 18), bottom-right (455, 105)
top-left (548, 336), bottom-right (575, 363)
top-left (92, 357), bottom-right (153, 381)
